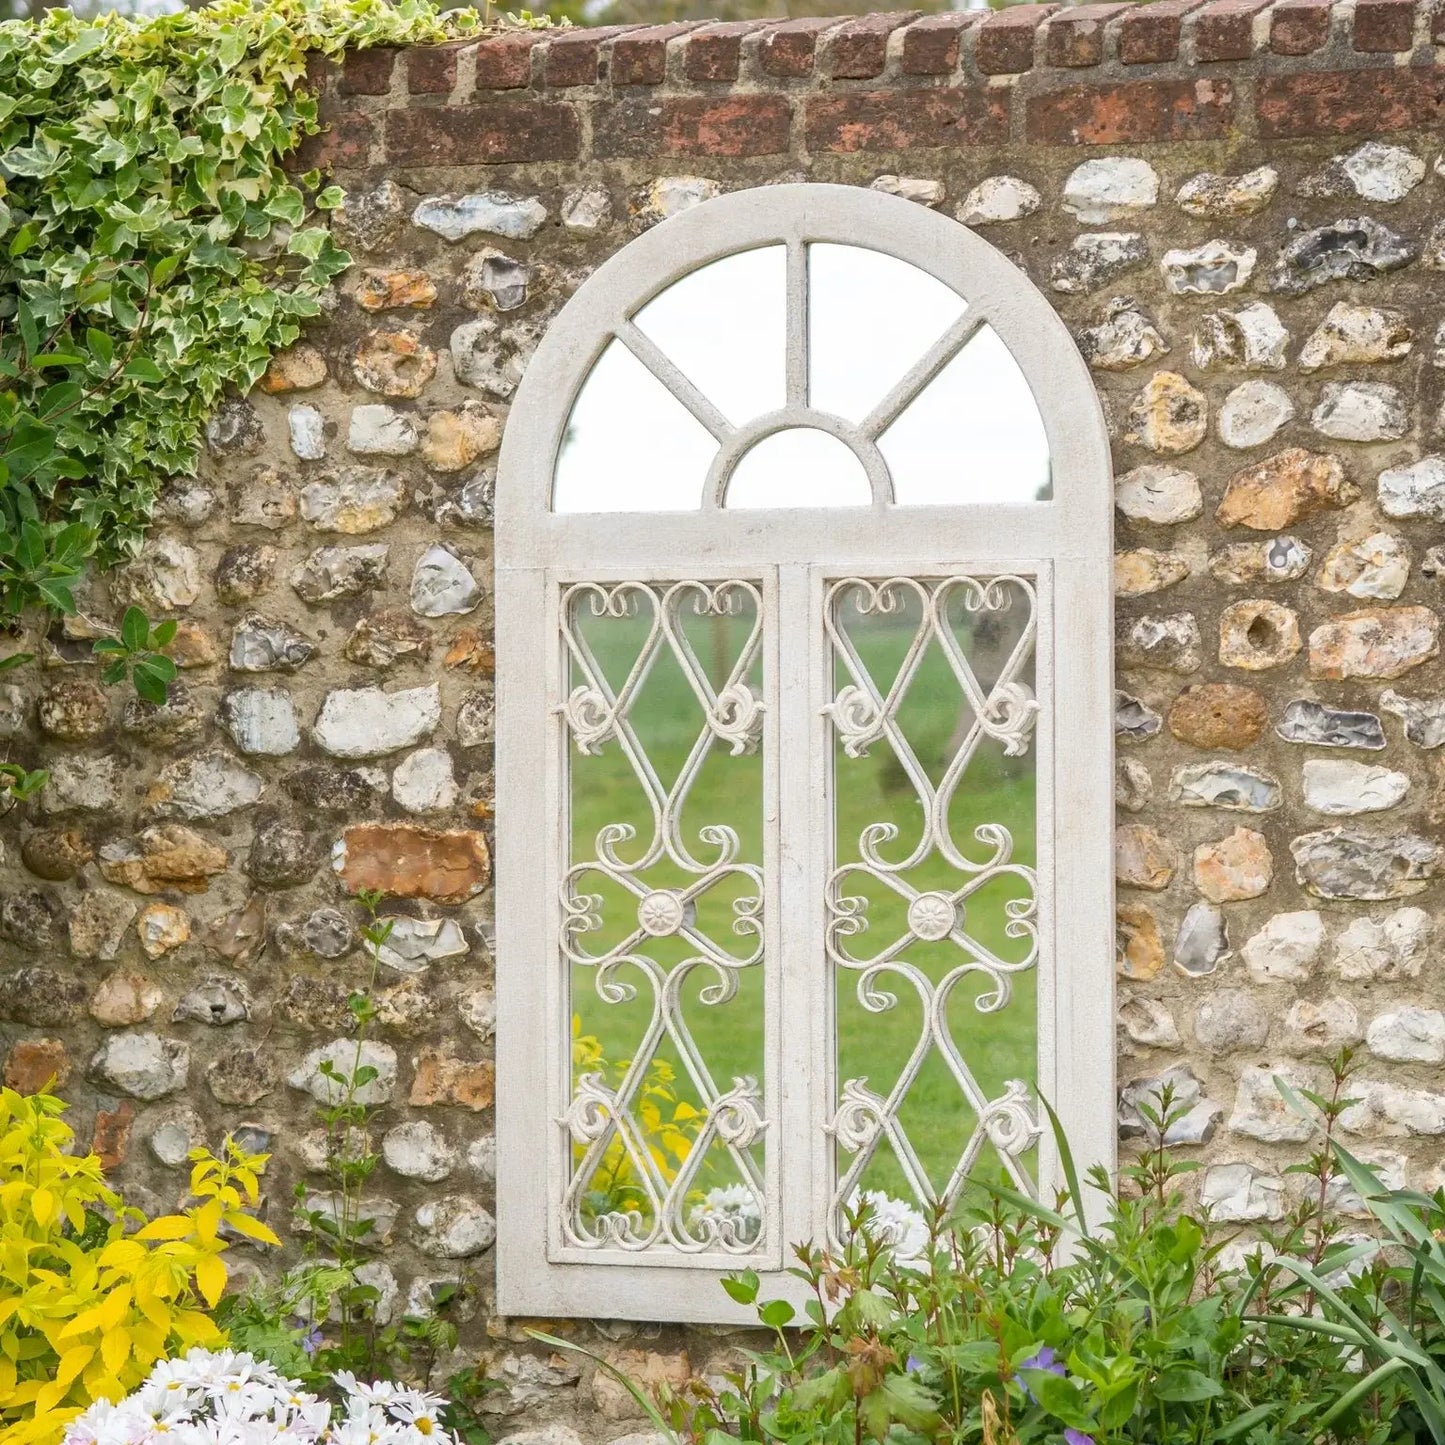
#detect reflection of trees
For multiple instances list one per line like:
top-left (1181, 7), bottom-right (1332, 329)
top-left (942, 612), bottom-right (1031, 781)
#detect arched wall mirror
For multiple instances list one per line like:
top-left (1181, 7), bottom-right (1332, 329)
top-left (494, 183), bottom-right (1115, 1323)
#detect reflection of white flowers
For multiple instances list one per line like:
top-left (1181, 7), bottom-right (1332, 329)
top-left (690, 1183), bottom-right (762, 1244)
top-left (63, 1348), bottom-right (461, 1445)
top-left (853, 1189), bottom-right (932, 1267)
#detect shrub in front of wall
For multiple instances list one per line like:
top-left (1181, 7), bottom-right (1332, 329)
top-left (0, 1088), bottom-right (278, 1445)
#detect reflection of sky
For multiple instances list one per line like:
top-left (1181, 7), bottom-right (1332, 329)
top-left (551, 243), bottom-right (1052, 514)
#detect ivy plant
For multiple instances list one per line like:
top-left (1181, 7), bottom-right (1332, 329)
top-left (0, 0), bottom-right (516, 619)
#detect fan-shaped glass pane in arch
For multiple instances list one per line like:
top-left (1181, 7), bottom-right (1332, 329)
top-left (550, 243), bottom-right (1053, 513)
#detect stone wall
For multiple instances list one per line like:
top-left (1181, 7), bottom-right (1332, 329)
top-left (6, 0), bottom-right (1445, 1433)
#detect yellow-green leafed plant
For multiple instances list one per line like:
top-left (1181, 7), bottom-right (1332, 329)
top-left (0, 1089), bottom-right (280, 1445)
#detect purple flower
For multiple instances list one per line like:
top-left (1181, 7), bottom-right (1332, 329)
top-left (298, 1324), bottom-right (323, 1357)
top-left (1063, 1431), bottom-right (1094, 1445)
top-left (1015, 1347), bottom-right (1065, 1404)
top-left (905, 1355), bottom-right (924, 1374)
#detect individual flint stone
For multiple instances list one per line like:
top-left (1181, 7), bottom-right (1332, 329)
top-left (1192, 301), bottom-right (1289, 371)
top-left (344, 610), bottom-right (432, 670)
top-left (1309, 606), bottom-right (1439, 681)
top-left (383, 1120), bottom-right (457, 1182)
top-left (300, 469), bottom-right (407, 534)
top-left (228, 466), bottom-right (297, 530)
top-left (1209, 536), bottom-right (1311, 586)
top-left (1062, 158), bottom-right (1159, 223)
top-left (1175, 166), bottom-right (1278, 218)
top-left (1194, 827), bottom-right (1273, 902)
top-left (354, 268), bottom-right (437, 312)
top-left (219, 688), bottom-right (300, 757)
top-left (1299, 142), bottom-right (1427, 204)
top-left (1115, 824), bottom-right (1176, 890)
top-left (334, 179), bottom-right (407, 253)
top-left (1423, 545), bottom-right (1445, 577)
top-left (291, 544), bottom-right (389, 603)
top-left (146, 751), bottom-right (263, 820)
top-left (561, 186), bottom-right (612, 232)
top-left (412, 191), bottom-right (547, 242)
top-left (1298, 303), bottom-right (1413, 371)
top-left (1381, 688), bottom-right (1445, 747)
top-left (313, 684), bottom-right (441, 760)
top-left (1114, 464), bottom-right (1201, 524)
top-left (1339, 1080), bottom-right (1445, 1138)
top-left (1318, 532), bottom-right (1409, 601)
top-left (88, 1034), bottom-right (189, 1101)
top-left (42, 756), bottom-right (120, 815)
top-left (1216, 448), bottom-right (1356, 530)
top-left (289, 1039), bottom-right (397, 1105)
top-left (413, 1196), bottom-right (496, 1258)
top-left (422, 406), bottom-right (502, 473)
top-left (1118, 1066), bottom-right (1222, 1146)
top-left (89, 970), bottom-right (163, 1027)
top-left (461, 249), bottom-right (531, 312)
top-left (1160, 241), bottom-right (1256, 295)
top-left (68, 892), bottom-right (138, 961)
top-left (1119, 995), bottom-right (1179, 1049)
top-left (1277, 698), bottom-right (1386, 750)
top-left (123, 686), bottom-right (205, 747)
top-left (333, 824), bottom-right (491, 905)
top-left (1378, 456), bottom-right (1445, 519)
top-left (1242, 910), bottom-right (1324, 982)
top-left (392, 748), bottom-right (459, 813)
top-left (1311, 381), bottom-right (1408, 443)
top-left (1218, 381), bottom-right (1294, 449)
top-left (1218, 599), bottom-right (1301, 670)
top-left (1115, 548), bottom-right (1190, 596)
top-left (957, 175), bottom-right (1041, 225)
top-left (1303, 759), bottom-right (1410, 815)
top-left (1118, 613), bottom-right (1201, 673)
top-left (1367, 1006), bottom-right (1445, 1064)
top-left (214, 545), bottom-right (277, 606)
top-left (1076, 299), bottom-right (1169, 372)
top-left (283, 764), bottom-right (387, 814)
top-left (410, 545), bottom-right (481, 617)
top-left (99, 826), bottom-right (227, 896)
top-left (1173, 902), bottom-right (1230, 976)
top-left (173, 977), bottom-right (251, 1027)
top-left (247, 817), bottom-right (321, 889)
top-left (630, 176), bottom-right (721, 229)
top-left (352, 330), bottom-right (437, 399)
top-left (456, 690), bottom-right (495, 749)
top-left (1124, 372), bottom-right (1207, 455)
top-left (369, 916), bottom-right (468, 974)
top-left (449, 317), bottom-right (530, 399)
top-left (1170, 762), bottom-right (1280, 812)
top-left (275, 906), bottom-right (356, 960)
top-left (1292, 828), bottom-right (1439, 901)
top-left (872, 177), bottom-right (945, 206)
top-left (1271, 217), bottom-right (1415, 295)
top-left (1285, 997), bottom-right (1364, 1054)
top-left (1115, 691), bottom-right (1162, 741)
top-left (1194, 988), bottom-right (1267, 1052)
top-left (348, 404), bottom-right (420, 458)
top-left (1049, 233), bottom-right (1148, 295)
top-left (1169, 682), bottom-right (1268, 749)
top-left (229, 616), bottom-right (315, 674)
top-left (1229, 1064), bottom-right (1319, 1143)
top-left (1201, 1164), bottom-right (1285, 1223)
top-left (205, 398), bottom-right (264, 456)
top-left (22, 829), bottom-right (93, 882)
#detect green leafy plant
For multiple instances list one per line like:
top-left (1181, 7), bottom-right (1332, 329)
top-left (92, 605), bottom-right (177, 704)
top-left (0, 1088), bottom-right (277, 1445)
top-left (540, 1091), bottom-right (1405, 1445)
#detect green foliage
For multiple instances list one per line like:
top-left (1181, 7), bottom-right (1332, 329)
top-left (1246, 1051), bottom-right (1445, 1444)
top-left (92, 605), bottom-right (177, 703)
top-left (543, 1087), bottom-right (1410, 1445)
top-left (0, 1089), bottom-right (277, 1445)
top-left (0, 0), bottom-right (507, 618)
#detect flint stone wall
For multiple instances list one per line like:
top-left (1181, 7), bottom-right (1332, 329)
top-left (7, 0), bottom-right (1445, 1430)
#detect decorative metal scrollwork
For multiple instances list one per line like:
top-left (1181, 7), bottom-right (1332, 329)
top-left (558, 579), bottom-right (769, 1257)
top-left (824, 574), bottom-right (1043, 1246)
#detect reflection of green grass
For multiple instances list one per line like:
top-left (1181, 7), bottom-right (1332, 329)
top-left (567, 593), bottom-right (1037, 1213)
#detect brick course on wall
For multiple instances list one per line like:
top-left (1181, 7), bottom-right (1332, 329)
top-left (7, 0), bottom-right (1445, 1433)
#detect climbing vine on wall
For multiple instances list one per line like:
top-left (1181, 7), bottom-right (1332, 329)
top-left (0, 0), bottom-right (509, 618)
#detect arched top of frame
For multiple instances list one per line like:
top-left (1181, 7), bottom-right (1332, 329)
top-left (497, 185), bottom-right (1111, 556)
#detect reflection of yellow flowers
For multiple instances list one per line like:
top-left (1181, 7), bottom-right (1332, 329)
top-left (572, 1017), bottom-right (703, 1218)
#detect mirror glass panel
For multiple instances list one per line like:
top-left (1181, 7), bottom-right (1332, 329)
top-left (825, 574), bottom-right (1039, 1249)
top-left (634, 246), bottom-right (787, 427)
top-left (880, 327), bottom-right (1052, 506)
top-left (554, 339), bottom-right (715, 513)
top-left (725, 427), bottom-right (872, 509)
top-left (807, 243), bottom-right (967, 423)
top-left (562, 580), bottom-right (768, 1253)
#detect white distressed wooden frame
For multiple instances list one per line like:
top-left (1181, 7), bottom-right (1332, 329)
top-left (495, 183), bottom-right (1115, 1324)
